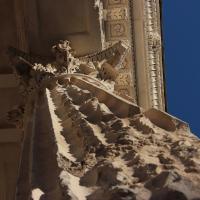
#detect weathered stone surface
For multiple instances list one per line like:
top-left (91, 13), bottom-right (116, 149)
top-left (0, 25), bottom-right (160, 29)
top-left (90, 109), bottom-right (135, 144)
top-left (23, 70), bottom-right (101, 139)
top-left (26, 81), bottom-right (199, 200)
top-left (3, 40), bottom-right (200, 200)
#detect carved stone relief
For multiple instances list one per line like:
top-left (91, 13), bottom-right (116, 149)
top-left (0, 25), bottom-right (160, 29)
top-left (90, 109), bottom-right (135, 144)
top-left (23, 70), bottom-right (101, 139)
top-left (144, 0), bottom-right (165, 110)
top-left (106, 7), bottom-right (128, 21)
top-left (99, 0), bottom-right (165, 110)
top-left (106, 21), bottom-right (128, 39)
top-left (115, 73), bottom-right (130, 87)
top-left (100, 0), bottom-right (136, 100)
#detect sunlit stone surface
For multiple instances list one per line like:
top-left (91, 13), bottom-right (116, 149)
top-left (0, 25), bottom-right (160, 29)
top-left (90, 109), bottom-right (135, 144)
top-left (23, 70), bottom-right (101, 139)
top-left (0, 1), bottom-right (199, 200)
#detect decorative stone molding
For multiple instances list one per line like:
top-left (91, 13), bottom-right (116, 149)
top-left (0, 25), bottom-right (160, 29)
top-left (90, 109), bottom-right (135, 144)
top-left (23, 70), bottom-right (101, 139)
top-left (148, 31), bottom-right (161, 52)
top-left (115, 72), bottom-right (130, 86)
top-left (79, 41), bottom-right (127, 63)
top-left (12, 0), bottom-right (165, 110)
top-left (144, 0), bottom-right (165, 110)
top-left (98, 0), bottom-right (165, 110)
top-left (105, 7), bottom-right (128, 21)
top-left (107, 21), bottom-right (128, 39)
top-left (97, 0), bottom-right (136, 100)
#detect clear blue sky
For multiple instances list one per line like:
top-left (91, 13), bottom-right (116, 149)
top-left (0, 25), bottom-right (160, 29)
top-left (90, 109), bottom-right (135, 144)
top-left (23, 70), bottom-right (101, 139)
top-left (163, 0), bottom-right (200, 137)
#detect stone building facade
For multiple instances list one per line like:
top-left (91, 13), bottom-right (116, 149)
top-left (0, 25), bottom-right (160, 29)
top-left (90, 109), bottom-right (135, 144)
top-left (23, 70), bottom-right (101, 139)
top-left (2, 1), bottom-right (198, 200)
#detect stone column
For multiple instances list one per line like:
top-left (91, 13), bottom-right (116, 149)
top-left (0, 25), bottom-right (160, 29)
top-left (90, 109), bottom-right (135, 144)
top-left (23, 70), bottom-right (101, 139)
top-left (131, 0), bottom-right (151, 109)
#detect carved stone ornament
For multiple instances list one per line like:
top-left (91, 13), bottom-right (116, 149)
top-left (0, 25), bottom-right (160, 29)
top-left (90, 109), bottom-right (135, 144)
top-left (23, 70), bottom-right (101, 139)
top-left (148, 32), bottom-right (161, 52)
top-left (106, 7), bottom-right (128, 21)
top-left (109, 22), bottom-right (127, 38)
top-left (108, 0), bottom-right (125, 5)
top-left (115, 72), bottom-right (130, 86)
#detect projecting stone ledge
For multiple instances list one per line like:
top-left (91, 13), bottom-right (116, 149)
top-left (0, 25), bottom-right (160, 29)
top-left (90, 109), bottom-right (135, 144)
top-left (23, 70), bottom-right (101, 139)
top-left (8, 40), bottom-right (199, 200)
top-left (70, 75), bottom-right (190, 133)
top-left (25, 81), bottom-right (200, 200)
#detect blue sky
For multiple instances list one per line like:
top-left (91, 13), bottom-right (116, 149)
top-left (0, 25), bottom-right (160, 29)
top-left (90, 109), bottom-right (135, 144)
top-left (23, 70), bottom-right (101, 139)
top-left (163, 0), bottom-right (200, 136)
